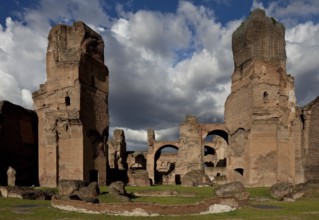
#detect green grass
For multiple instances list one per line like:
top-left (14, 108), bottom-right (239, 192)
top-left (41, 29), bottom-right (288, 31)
top-left (1, 186), bottom-right (319, 220)
top-left (246, 187), bottom-right (272, 199)
top-left (99, 185), bottom-right (215, 204)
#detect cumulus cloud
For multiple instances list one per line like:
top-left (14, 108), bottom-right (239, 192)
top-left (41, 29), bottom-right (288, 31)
top-left (252, 1), bottom-right (319, 106)
top-left (0, 0), bottom-right (318, 151)
top-left (286, 22), bottom-right (319, 105)
top-left (253, 0), bottom-right (319, 26)
top-left (0, 17), bottom-right (46, 109)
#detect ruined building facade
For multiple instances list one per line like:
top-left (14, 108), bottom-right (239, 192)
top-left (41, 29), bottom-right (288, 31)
top-left (2, 9), bottom-right (318, 188)
top-left (32, 22), bottom-right (109, 187)
top-left (224, 9), bottom-right (302, 186)
top-left (0, 101), bottom-right (38, 186)
top-left (145, 9), bottom-right (319, 187)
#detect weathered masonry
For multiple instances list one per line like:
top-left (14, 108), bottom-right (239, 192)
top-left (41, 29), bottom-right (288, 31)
top-left (0, 101), bottom-right (38, 186)
top-left (2, 9), bottom-right (318, 188)
top-left (32, 22), bottom-right (109, 187)
top-left (146, 9), bottom-right (319, 187)
top-left (224, 9), bottom-right (301, 186)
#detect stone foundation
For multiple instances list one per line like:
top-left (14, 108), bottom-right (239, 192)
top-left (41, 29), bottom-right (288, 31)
top-left (51, 196), bottom-right (242, 216)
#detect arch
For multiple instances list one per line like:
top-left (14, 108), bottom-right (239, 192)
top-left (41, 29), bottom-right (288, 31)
top-left (203, 145), bottom-right (217, 168)
top-left (234, 168), bottom-right (244, 182)
top-left (234, 168), bottom-right (244, 176)
top-left (130, 154), bottom-right (146, 170)
top-left (204, 145), bottom-right (216, 156)
top-left (154, 145), bottom-right (178, 185)
top-left (206, 130), bottom-right (228, 144)
top-left (216, 158), bottom-right (227, 167)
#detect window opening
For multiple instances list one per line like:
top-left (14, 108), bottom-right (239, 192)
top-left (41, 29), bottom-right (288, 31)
top-left (263, 91), bottom-right (269, 103)
top-left (92, 76), bottom-right (95, 87)
top-left (65, 96), bottom-right (70, 106)
top-left (234, 168), bottom-right (244, 176)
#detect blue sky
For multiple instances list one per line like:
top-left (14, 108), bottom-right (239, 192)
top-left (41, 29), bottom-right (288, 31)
top-left (0, 0), bottom-right (253, 25)
top-left (0, 0), bottom-right (319, 151)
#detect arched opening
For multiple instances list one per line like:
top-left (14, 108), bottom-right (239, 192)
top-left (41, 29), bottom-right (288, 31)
top-left (89, 169), bottom-right (98, 183)
top-left (216, 158), bottom-right (227, 167)
top-left (234, 168), bottom-right (244, 176)
top-left (204, 130), bottom-right (228, 165)
top-left (205, 130), bottom-right (229, 144)
top-left (204, 146), bottom-right (216, 156)
top-left (234, 168), bottom-right (244, 181)
top-left (130, 154), bottom-right (146, 170)
top-left (203, 146), bottom-right (216, 168)
top-left (154, 145), bottom-right (178, 185)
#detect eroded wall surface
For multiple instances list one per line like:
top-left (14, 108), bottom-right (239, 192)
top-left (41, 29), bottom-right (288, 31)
top-left (0, 101), bottom-right (38, 186)
top-left (302, 97), bottom-right (319, 181)
top-left (33, 22), bottom-right (109, 187)
top-left (224, 9), bottom-right (302, 186)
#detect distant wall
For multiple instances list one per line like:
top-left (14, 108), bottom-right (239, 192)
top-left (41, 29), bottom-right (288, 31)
top-left (0, 101), bottom-right (38, 186)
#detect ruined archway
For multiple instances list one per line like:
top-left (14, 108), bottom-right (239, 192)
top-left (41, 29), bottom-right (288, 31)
top-left (202, 129), bottom-right (229, 181)
top-left (203, 146), bottom-right (216, 168)
top-left (234, 168), bottom-right (244, 182)
top-left (154, 145), bottom-right (178, 185)
top-left (204, 129), bottom-right (229, 144)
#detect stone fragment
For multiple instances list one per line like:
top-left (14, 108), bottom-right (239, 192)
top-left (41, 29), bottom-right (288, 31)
top-left (215, 181), bottom-right (246, 197)
top-left (181, 170), bottom-right (212, 186)
top-left (128, 170), bottom-right (150, 186)
top-left (107, 129), bottom-right (127, 170)
top-left (72, 182), bottom-right (100, 199)
top-left (270, 182), bottom-right (293, 199)
top-left (58, 179), bottom-right (86, 196)
top-left (0, 186), bottom-right (52, 200)
top-left (108, 181), bottom-right (130, 202)
top-left (109, 181), bottom-right (127, 195)
top-left (7, 167), bottom-right (16, 186)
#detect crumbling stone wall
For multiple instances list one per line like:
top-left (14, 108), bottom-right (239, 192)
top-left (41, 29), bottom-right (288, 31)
top-left (33, 21), bottom-right (109, 187)
top-left (146, 116), bottom-right (229, 185)
top-left (107, 129), bottom-right (128, 183)
top-left (0, 101), bottom-right (38, 186)
top-left (108, 129), bottom-right (127, 170)
top-left (175, 115), bottom-right (203, 176)
top-left (224, 9), bottom-right (301, 186)
top-left (302, 97), bottom-right (319, 181)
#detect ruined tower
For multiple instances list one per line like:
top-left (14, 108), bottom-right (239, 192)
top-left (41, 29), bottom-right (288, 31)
top-left (224, 9), bottom-right (303, 186)
top-left (33, 22), bottom-right (109, 187)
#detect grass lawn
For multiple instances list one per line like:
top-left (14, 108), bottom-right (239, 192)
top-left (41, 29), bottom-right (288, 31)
top-left (1, 185), bottom-right (319, 220)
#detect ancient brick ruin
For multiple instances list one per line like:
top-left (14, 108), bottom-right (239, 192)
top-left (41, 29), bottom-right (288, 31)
top-left (224, 9), bottom-right (301, 186)
top-left (0, 101), bottom-right (38, 186)
top-left (32, 22), bottom-right (109, 187)
top-left (145, 9), bottom-right (319, 187)
top-left (0, 9), bottom-right (318, 188)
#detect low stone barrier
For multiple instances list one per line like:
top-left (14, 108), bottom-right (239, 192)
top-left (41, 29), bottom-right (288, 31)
top-left (51, 196), bottom-right (243, 216)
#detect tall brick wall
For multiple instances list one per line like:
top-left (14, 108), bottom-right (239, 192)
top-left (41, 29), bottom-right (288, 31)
top-left (33, 22), bottom-right (109, 187)
top-left (0, 101), bottom-right (38, 186)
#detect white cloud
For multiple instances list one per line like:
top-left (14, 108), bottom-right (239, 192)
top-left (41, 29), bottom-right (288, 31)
top-left (285, 22), bottom-right (319, 105)
top-left (0, 70), bottom-right (32, 109)
top-left (0, 0), bottom-right (318, 151)
top-left (253, 0), bottom-right (319, 27)
top-left (0, 17), bottom-right (47, 94)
